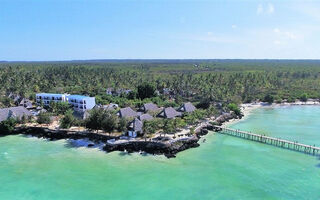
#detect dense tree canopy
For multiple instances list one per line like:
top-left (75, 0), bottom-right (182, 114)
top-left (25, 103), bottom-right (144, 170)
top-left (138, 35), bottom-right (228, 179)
top-left (1, 60), bottom-right (320, 108)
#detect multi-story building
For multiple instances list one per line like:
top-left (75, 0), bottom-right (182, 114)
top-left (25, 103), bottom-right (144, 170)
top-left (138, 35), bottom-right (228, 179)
top-left (36, 93), bottom-right (95, 111)
top-left (67, 95), bottom-right (96, 111)
top-left (36, 93), bottom-right (68, 106)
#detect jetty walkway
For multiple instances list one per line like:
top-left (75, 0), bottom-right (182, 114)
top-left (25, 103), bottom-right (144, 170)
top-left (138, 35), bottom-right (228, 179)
top-left (214, 126), bottom-right (320, 156)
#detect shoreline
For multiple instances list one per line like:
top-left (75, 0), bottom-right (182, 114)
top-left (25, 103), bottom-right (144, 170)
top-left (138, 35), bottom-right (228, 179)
top-left (3, 100), bottom-right (320, 158)
top-left (221, 100), bottom-right (320, 127)
top-left (5, 126), bottom-right (200, 158)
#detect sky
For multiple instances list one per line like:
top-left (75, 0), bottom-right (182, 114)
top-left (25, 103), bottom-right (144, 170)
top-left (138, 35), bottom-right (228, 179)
top-left (1, 0), bottom-right (320, 61)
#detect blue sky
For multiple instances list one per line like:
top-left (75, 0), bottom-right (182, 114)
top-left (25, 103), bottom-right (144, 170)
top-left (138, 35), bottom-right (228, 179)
top-left (1, 0), bottom-right (320, 61)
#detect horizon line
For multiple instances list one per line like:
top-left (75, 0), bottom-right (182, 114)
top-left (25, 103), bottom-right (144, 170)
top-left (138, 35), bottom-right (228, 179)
top-left (1, 58), bottom-right (320, 63)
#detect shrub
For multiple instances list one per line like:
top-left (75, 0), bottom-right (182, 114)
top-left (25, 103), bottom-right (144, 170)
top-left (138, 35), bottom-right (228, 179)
top-left (60, 109), bottom-right (75, 129)
top-left (0, 118), bottom-right (17, 134)
top-left (137, 82), bottom-right (156, 99)
top-left (37, 112), bottom-right (52, 124)
top-left (263, 94), bottom-right (274, 104)
top-left (227, 103), bottom-right (241, 116)
top-left (300, 93), bottom-right (308, 102)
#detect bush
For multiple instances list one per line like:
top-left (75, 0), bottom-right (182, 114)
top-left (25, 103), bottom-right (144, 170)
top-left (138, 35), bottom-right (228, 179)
top-left (0, 118), bottom-right (17, 134)
top-left (117, 117), bottom-right (128, 132)
top-left (101, 112), bottom-right (118, 133)
top-left (227, 103), bottom-right (241, 116)
top-left (263, 94), bottom-right (274, 104)
top-left (300, 93), bottom-right (308, 102)
top-left (85, 109), bottom-right (118, 133)
top-left (137, 82), bottom-right (156, 99)
top-left (37, 112), bottom-right (52, 124)
top-left (196, 100), bottom-right (211, 109)
top-left (18, 114), bottom-right (31, 124)
top-left (206, 106), bottom-right (218, 117)
top-left (60, 109), bottom-right (75, 129)
top-left (287, 97), bottom-right (296, 103)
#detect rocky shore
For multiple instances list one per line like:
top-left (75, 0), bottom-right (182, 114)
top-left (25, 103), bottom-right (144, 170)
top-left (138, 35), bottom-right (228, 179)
top-left (7, 126), bottom-right (202, 158)
top-left (104, 136), bottom-right (200, 158)
top-left (11, 126), bottom-right (115, 142)
top-left (3, 110), bottom-right (241, 158)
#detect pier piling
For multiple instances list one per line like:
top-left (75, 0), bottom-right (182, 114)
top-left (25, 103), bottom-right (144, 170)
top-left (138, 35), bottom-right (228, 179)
top-left (214, 126), bottom-right (320, 156)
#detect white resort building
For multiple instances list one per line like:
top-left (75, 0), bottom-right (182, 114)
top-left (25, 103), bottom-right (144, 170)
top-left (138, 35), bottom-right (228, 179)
top-left (36, 93), bottom-right (95, 111)
top-left (36, 93), bottom-right (68, 106)
top-left (67, 95), bottom-right (96, 111)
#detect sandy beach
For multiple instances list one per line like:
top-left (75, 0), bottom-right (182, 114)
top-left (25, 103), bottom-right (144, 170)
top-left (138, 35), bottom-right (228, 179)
top-left (222, 99), bottom-right (320, 127)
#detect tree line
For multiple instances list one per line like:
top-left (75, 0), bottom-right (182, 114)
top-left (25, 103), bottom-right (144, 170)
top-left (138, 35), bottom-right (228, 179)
top-left (1, 60), bottom-right (320, 109)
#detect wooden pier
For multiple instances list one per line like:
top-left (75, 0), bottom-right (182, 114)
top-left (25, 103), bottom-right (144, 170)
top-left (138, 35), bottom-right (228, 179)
top-left (214, 126), bottom-right (320, 156)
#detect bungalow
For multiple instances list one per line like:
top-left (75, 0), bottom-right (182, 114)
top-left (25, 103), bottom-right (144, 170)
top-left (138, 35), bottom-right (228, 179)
top-left (157, 107), bottom-right (181, 119)
top-left (0, 106), bottom-right (32, 122)
top-left (139, 103), bottom-right (159, 113)
top-left (116, 89), bottom-right (132, 96)
top-left (13, 95), bottom-right (21, 105)
top-left (128, 113), bottom-right (153, 137)
top-left (106, 88), bottom-right (114, 95)
top-left (106, 88), bottom-right (132, 96)
top-left (117, 107), bottom-right (138, 118)
top-left (103, 103), bottom-right (119, 111)
top-left (138, 113), bottom-right (153, 121)
top-left (19, 98), bottom-right (33, 109)
top-left (177, 102), bottom-right (196, 113)
top-left (162, 88), bottom-right (172, 95)
top-left (73, 110), bottom-right (90, 120)
top-left (128, 118), bottom-right (143, 137)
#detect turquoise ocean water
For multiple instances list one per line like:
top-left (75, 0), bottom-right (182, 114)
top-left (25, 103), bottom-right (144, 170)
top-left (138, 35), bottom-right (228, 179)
top-left (1, 106), bottom-right (319, 199)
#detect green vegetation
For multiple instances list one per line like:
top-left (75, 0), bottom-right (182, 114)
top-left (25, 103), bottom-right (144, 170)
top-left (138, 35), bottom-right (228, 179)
top-left (300, 93), bottom-right (308, 102)
top-left (48, 102), bottom-right (71, 115)
top-left (143, 119), bottom-right (162, 135)
top-left (60, 109), bottom-right (75, 129)
top-left (37, 112), bottom-right (52, 124)
top-left (85, 109), bottom-right (119, 133)
top-left (136, 82), bottom-right (157, 99)
top-left (263, 94), bottom-right (274, 104)
top-left (0, 118), bottom-right (17, 134)
top-left (1, 60), bottom-right (320, 109)
top-left (227, 103), bottom-right (241, 116)
top-left (2, 60), bottom-right (320, 135)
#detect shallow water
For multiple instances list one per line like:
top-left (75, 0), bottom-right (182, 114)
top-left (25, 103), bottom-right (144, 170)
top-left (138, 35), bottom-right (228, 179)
top-left (0, 106), bottom-right (319, 199)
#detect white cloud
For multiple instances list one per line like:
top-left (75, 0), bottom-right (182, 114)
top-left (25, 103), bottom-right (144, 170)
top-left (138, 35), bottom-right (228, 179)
top-left (273, 40), bottom-right (281, 45)
top-left (273, 28), bottom-right (298, 40)
top-left (257, 3), bottom-right (275, 15)
top-left (293, 3), bottom-right (320, 21)
top-left (273, 28), bottom-right (280, 33)
top-left (185, 32), bottom-right (238, 44)
top-left (257, 4), bottom-right (263, 15)
top-left (231, 25), bottom-right (237, 29)
top-left (267, 3), bottom-right (275, 14)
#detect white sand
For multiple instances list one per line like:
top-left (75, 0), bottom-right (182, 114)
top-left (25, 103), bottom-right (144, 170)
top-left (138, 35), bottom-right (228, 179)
top-left (223, 99), bottom-right (320, 127)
